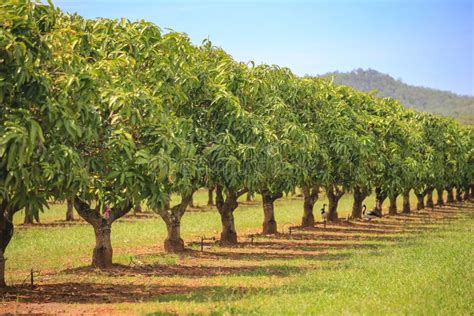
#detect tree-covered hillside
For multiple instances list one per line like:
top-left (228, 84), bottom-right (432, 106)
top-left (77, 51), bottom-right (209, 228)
top-left (320, 69), bottom-right (474, 125)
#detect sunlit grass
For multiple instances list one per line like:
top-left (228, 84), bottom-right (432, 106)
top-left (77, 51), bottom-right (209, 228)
top-left (8, 189), bottom-right (424, 274)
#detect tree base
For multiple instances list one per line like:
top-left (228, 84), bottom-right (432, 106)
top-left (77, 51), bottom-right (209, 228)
top-left (301, 214), bottom-right (315, 228)
top-left (219, 231), bottom-right (238, 246)
top-left (164, 238), bottom-right (185, 253)
top-left (92, 249), bottom-right (113, 269)
top-left (262, 221), bottom-right (278, 234)
top-left (327, 211), bottom-right (338, 222)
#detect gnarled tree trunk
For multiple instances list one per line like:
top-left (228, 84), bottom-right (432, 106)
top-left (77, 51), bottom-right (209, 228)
top-left (326, 185), bottom-right (345, 222)
top-left (301, 185), bottom-right (319, 227)
top-left (261, 191), bottom-right (283, 234)
top-left (446, 187), bottom-right (455, 203)
top-left (0, 202), bottom-right (20, 288)
top-left (388, 194), bottom-right (398, 215)
top-left (74, 197), bottom-right (132, 269)
top-left (415, 192), bottom-right (425, 210)
top-left (425, 188), bottom-right (434, 209)
top-left (208, 188), bottom-right (214, 207)
top-left (374, 187), bottom-right (387, 214)
top-left (216, 186), bottom-right (247, 246)
top-left (352, 186), bottom-right (369, 218)
top-left (92, 222), bottom-right (113, 268)
top-left (66, 198), bottom-right (74, 221)
top-left (436, 188), bottom-right (444, 206)
top-left (157, 193), bottom-right (194, 253)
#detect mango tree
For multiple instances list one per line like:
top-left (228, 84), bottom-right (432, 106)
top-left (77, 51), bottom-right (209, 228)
top-left (58, 16), bottom-right (193, 266)
top-left (316, 84), bottom-right (375, 221)
top-left (336, 88), bottom-right (379, 218)
top-left (0, 0), bottom-right (96, 285)
top-left (248, 66), bottom-right (315, 233)
top-left (279, 77), bottom-right (326, 227)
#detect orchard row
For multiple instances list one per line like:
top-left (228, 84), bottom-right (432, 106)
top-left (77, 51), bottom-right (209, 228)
top-left (0, 1), bottom-right (472, 287)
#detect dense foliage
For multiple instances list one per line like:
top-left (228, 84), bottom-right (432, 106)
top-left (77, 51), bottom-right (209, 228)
top-left (0, 0), bottom-right (472, 287)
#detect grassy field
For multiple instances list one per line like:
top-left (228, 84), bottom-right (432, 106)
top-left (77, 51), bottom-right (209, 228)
top-left (2, 190), bottom-right (473, 315)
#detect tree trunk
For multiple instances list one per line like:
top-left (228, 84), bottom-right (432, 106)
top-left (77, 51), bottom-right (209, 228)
top-left (326, 185), bottom-right (344, 222)
top-left (436, 188), bottom-right (444, 206)
top-left (402, 190), bottom-right (411, 213)
top-left (261, 191), bottom-right (282, 234)
top-left (455, 187), bottom-right (463, 202)
top-left (388, 194), bottom-right (398, 215)
top-left (164, 220), bottom-right (184, 252)
top-left (426, 188), bottom-right (434, 209)
top-left (157, 193), bottom-right (193, 253)
top-left (416, 192), bottom-right (425, 210)
top-left (189, 194), bottom-right (195, 208)
top-left (216, 186), bottom-right (246, 246)
top-left (66, 198), bottom-right (74, 221)
top-left (374, 187), bottom-right (387, 213)
top-left (0, 250), bottom-right (5, 288)
top-left (327, 198), bottom-right (338, 221)
top-left (24, 212), bottom-right (34, 224)
top-left (301, 185), bottom-right (319, 227)
top-left (246, 192), bottom-right (254, 202)
top-left (164, 198), bottom-right (170, 210)
top-left (0, 202), bottom-right (20, 288)
top-left (219, 204), bottom-right (237, 245)
top-left (208, 188), bottom-right (214, 206)
top-left (446, 187), bottom-right (454, 203)
top-left (463, 185), bottom-right (470, 201)
top-left (92, 222), bottom-right (113, 269)
top-left (74, 197), bottom-right (132, 269)
top-left (352, 186), bottom-right (368, 218)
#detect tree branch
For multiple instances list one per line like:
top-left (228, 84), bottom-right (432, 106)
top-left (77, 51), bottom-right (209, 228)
top-left (109, 200), bottom-right (133, 224)
top-left (74, 196), bottom-right (100, 225)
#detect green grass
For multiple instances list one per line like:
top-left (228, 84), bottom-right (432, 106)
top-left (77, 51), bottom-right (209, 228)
top-left (8, 189), bottom-right (422, 273)
top-left (4, 190), bottom-right (473, 315)
top-left (208, 217), bottom-right (474, 315)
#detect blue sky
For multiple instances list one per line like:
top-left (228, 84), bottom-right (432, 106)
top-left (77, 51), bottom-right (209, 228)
top-left (53, 0), bottom-right (473, 96)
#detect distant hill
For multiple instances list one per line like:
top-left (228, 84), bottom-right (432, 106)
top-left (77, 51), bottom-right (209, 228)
top-left (319, 69), bottom-right (474, 125)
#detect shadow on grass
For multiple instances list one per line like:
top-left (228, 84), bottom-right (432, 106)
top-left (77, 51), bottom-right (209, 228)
top-left (62, 262), bottom-right (307, 278)
top-left (184, 248), bottom-right (354, 261)
top-left (266, 232), bottom-right (408, 243)
top-left (0, 282), bottom-right (193, 304)
top-left (17, 220), bottom-right (87, 229)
